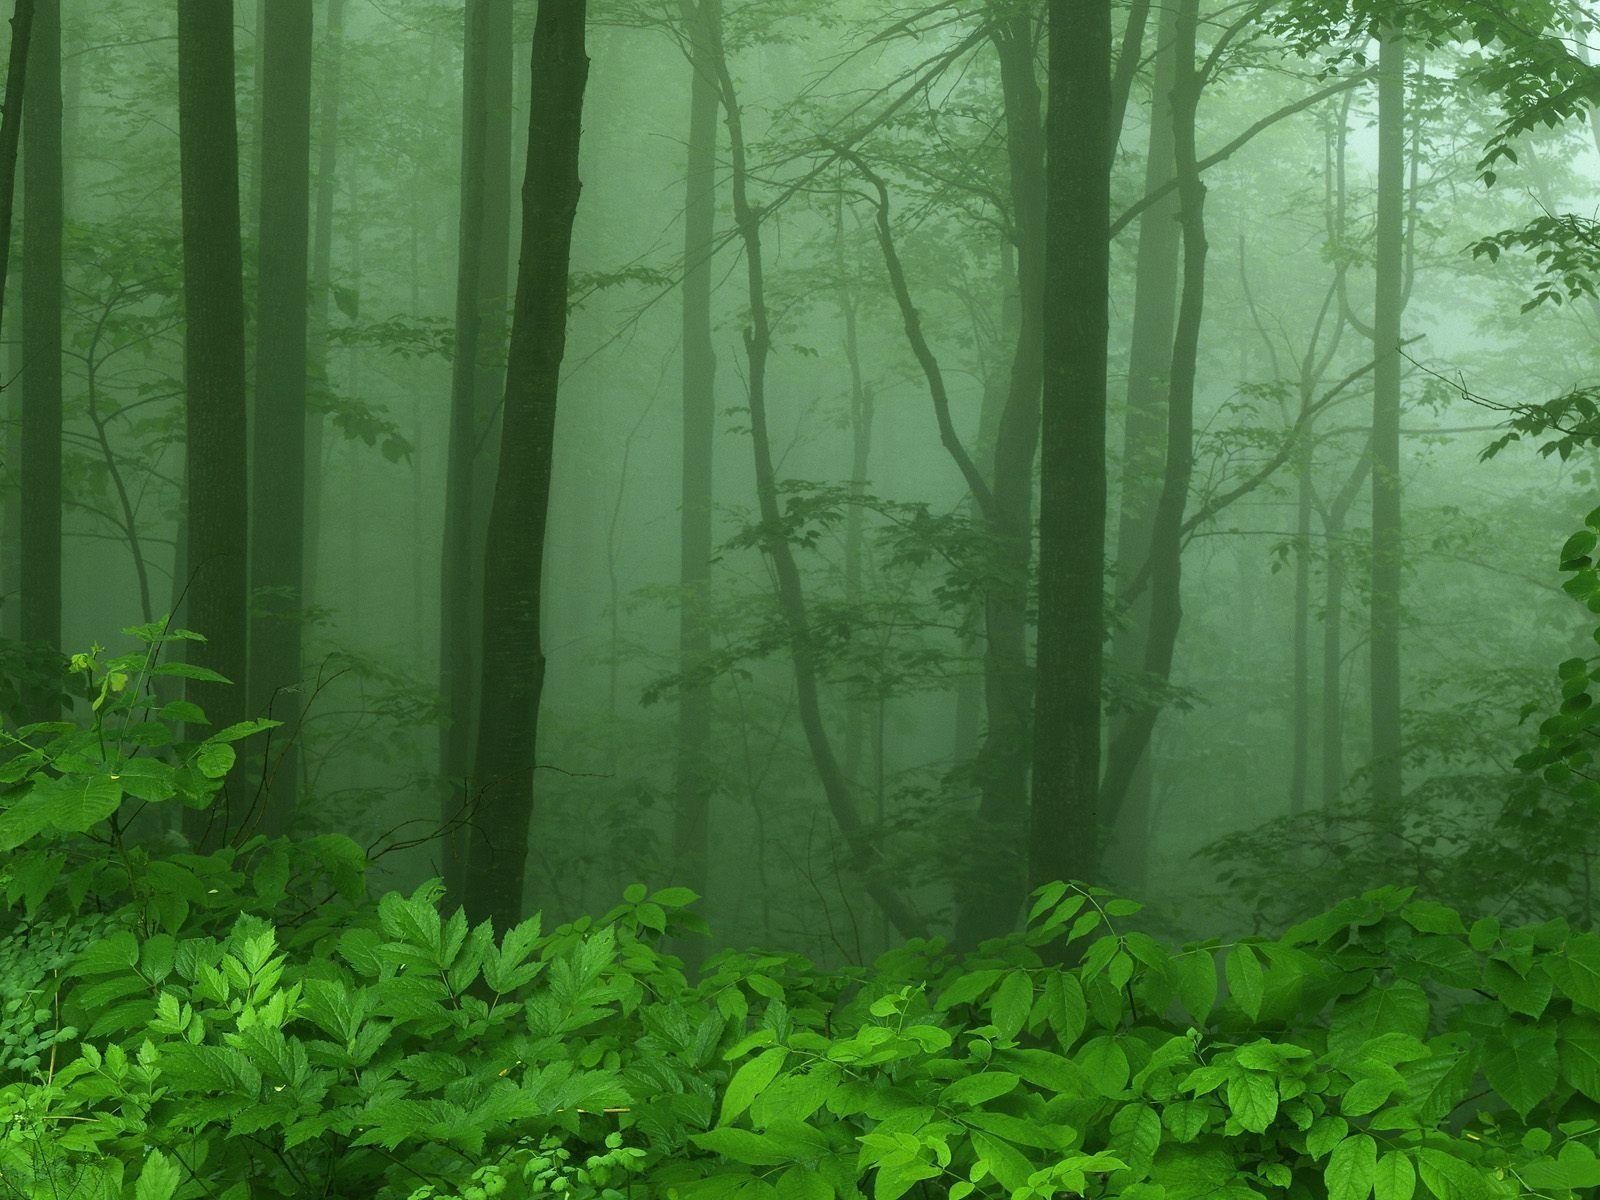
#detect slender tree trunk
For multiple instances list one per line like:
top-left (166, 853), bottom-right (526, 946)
top-left (710, 14), bottom-right (926, 941)
top-left (462, 0), bottom-right (589, 932)
top-left (1322, 445), bottom-right (1369, 805)
top-left (248, 0), bottom-right (312, 837)
top-left (303, 0), bottom-right (344, 623)
top-left (441, 1), bottom-right (495, 898)
top-left (467, 0), bottom-right (514, 730)
top-left (672, 0), bottom-right (719, 912)
top-left (19, 0), bottom-right (57, 719)
top-left (1369, 26), bottom-right (1405, 819)
top-left (1097, 0), bottom-right (1206, 835)
top-left (177, 0), bottom-right (249, 848)
top-left (0, 0), bottom-right (34, 340)
top-left (1290, 434), bottom-right (1312, 818)
top-left (837, 189), bottom-right (873, 787)
top-left (1103, 0), bottom-right (1178, 891)
top-left (953, 13), bottom-right (1044, 947)
top-left (1032, 0), bottom-right (1114, 892)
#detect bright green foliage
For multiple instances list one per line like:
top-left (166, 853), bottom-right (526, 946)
top-left (9, 646), bottom-right (1600, 1197)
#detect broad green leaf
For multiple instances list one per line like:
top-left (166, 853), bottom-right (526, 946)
top-left (1326, 1134), bottom-right (1377, 1200)
top-left (1226, 1070), bottom-right (1277, 1133)
top-left (1375, 1152), bottom-right (1416, 1200)
top-left (1173, 949), bottom-right (1217, 1024)
top-left (989, 969), bottom-right (1033, 1041)
top-left (940, 1071), bottom-right (1020, 1107)
top-left (721, 1046), bottom-right (787, 1126)
top-left (1483, 1022), bottom-right (1557, 1117)
top-left (1226, 944), bottom-right (1264, 1020)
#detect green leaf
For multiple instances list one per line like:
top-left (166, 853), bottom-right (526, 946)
top-left (1375, 1152), bottom-right (1416, 1200)
top-left (1226, 1070), bottom-right (1277, 1133)
top-left (1226, 944), bottom-right (1264, 1020)
top-left (1173, 949), bottom-right (1217, 1024)
top-left (1329, 981), bottom-right (1429, 1057)
top-left (1326, 1134), bottom-right (1377, 1200)
top-left (195, 741), bottom-right (235, 779)
top-left (1560, 1017), bottom-right (1600, 1101)
top-left (937, 969), bottom-right (1002, 1011)
top-left (1044, 971), bottom-right (1087, 1048)
top-left (1417, 1149), bottom-right (1487, 1200)
top-left (721, 1046), bottom-right (787, 1126)
top-left (691, 1128), bottom-right (793, 1167)
top-left (135, 1150), bottom-right (183, 1200)
top-left (1483, 1022), bottom-right (1557, 1117)
top-left (1553, 933), bottom-right (1600, 1012)
top-left (971, 1131), bottom-right (1034, 1192)
top-left (989, 969), bottom-right (1033, 1041)
top-left (941, 1071), bottom-right (1020, 1107)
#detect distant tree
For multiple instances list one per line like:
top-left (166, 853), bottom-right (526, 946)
top-left (19, 0), bottom-right (58, 719)
top-left (248, 0), bottom-right (313, 836)
top-left (464, 0), bottom-right (589, 931)
top-left (176, 0), bottom-right (249, 848)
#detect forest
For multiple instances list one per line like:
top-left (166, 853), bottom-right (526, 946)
top-left (7, 0), bottom-right (1600, 1195)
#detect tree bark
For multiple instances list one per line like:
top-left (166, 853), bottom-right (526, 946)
top-left (1032, 0), bottom-right (1113, 892)
top-left (953, 11), bottom-right (1044, 947)
top-left (0, 0), bottom-right (34, 340)
top-left (248, 0), bottom-right (313, 837)
top-left (441, 0), bottom-right (496, 898)
top-left (1369, 26), bottom-right (1405, 819)
top-left (462, 0), bottom-right (588, 932)
top-left (672, 0), bottom-right (719, 917)
top-left (1096, 0), bottom-right (1206, 837)
top-left (177, 0), bottom-right (249, 848)
top-left (1103, 0), bottom-right (1178, 891)
top-left (18, 0), bottom-right (57, 721)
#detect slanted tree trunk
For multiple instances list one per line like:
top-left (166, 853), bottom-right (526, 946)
top-left (672, 0), bottom-right (719, 915)
top-left (462, 0), bottom-right (588, 932)
top-left (709, 13), bottom-right (927, 942)
top-left (19, 0), bottom-right (58, 720)
top-left (1103, 0), bottom-right (1178, 891)
top-left (1369, 25), bottom-right (1405, 820)
top-left (177, 0), bottom-right (249, 848)
top-left (248, 0), bottom-right (313, 837)
top-left (0, 0), bottom-right (34, 338)
top-left (1033, 0), bottom-right (1114, 892)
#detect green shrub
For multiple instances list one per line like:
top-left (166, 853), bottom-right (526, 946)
top-left (6, 629), bottom-right (1600, 1200)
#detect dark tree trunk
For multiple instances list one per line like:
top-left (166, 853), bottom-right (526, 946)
top-left (953, 12), bottom-right (1043, 947)
top-left (1103, 0), bottom-right (1178, 891)
top-left (177, 0), bottom-right (249, 848)
top-left (18, 0), bottom-right (57, 721)
top-left (462, 0), bottom-right (588, 932)
top-left (672, 0), bottom-right (719, 915)
top-left (1321, 448), bottom-right (1369, 806)
top-left (441, 0), bottom-right (498, 898)
top-left (0, 0), bottom-right (34, 339)
top-left (1032, 0), bottom-right (1113, 892)
top-left (248, 0), bottom-right (313, 837)
top-left (1369, 26), bottom-right (1405, 819)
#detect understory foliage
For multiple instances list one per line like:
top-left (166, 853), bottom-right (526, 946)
top-left (2, 637), bottom-right (1600, 1198)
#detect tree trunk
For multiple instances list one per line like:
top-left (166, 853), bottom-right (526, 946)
top-left (1369, 26), bottom-right (1405, 820)
top-left (303, 0), bottom-right (345, 624)
top-left (838, 190), bottom-right (872, 791)
top-left (177, 0), bottom-right (249, 849)
top-left (1032, 0), bottom-right (1114, 892)
top-left (441, 0), bottom-right (497, 899)
top-left (248, 0), bottom-right (313, 837)
top-left (1096, 0), bottom-right (1206, 839)
top-left (462, 0), bottom-right (588, 932)
top-left (1103, 0), bottom-right (1178, 891)
top-left (672, 0), bottom-right (719, 915)
top-left (953, 12), bottom-right (1043, 947)
top-left (0, 0), bottom-right (34, 340)
top-left (18, 0), bottom-right (57, 720)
